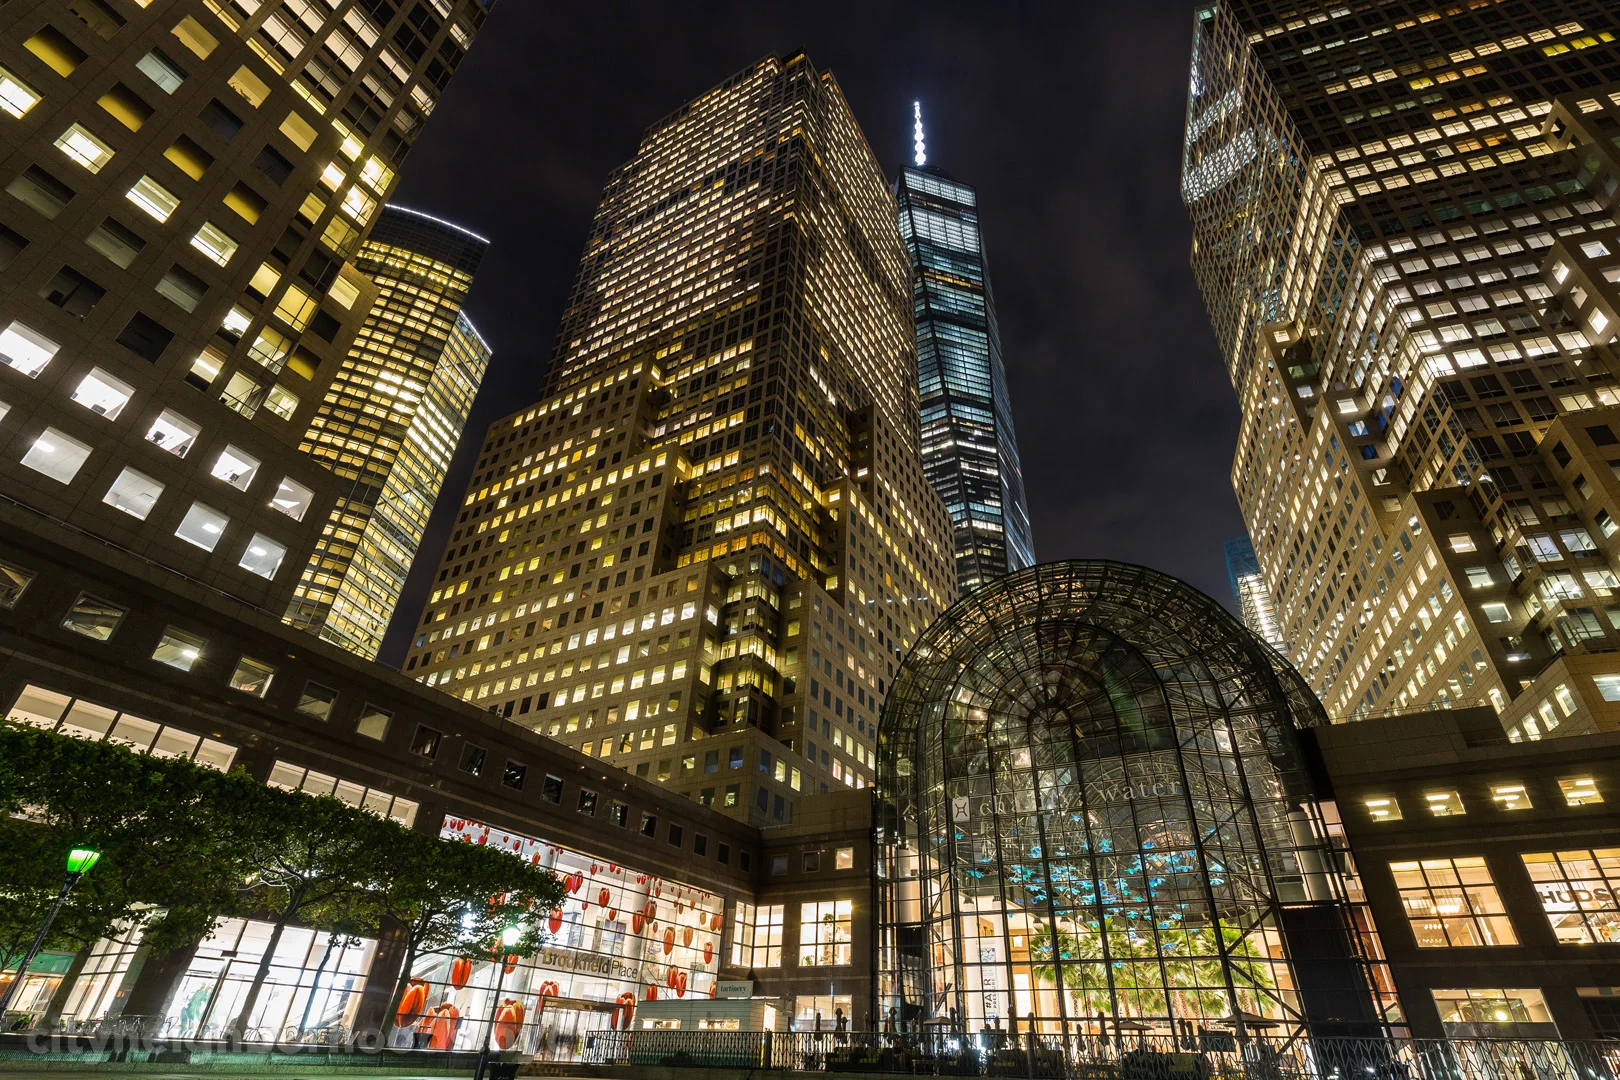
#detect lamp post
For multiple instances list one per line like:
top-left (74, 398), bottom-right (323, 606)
top-left (473, 924), bottom-right (522, 1080)
top-left (0, 848), bottom-right (101, 1018)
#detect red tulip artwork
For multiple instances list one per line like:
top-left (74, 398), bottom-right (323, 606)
top-left (395, 979), bottom-right (429, 1027)
top-left (493, 998), bottom-right (524, 1049)
top-left (450, 957), bottom-right (472, 990)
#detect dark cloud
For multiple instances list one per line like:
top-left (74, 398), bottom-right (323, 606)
top-left (381, 0), bottom-right (1244, 662)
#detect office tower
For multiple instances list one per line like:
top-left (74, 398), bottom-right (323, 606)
top-left (286, 204), bottom-right (490, 658)
top-left (403, 54), bottom-right (958, 823)
top-left (1184, 1), bottom-right (1620, 737)
top-left (1224, 535), bottom-right (1287, 650)
top-left (894, 107), bottom-right (1035, 593)
top-left (0, 0), bottom-right (490, 622)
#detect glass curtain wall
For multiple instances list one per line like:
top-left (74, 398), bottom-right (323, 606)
top-left (409, 817), bottom-right (725, 1057)
top-left (876, 561), bottom-right (1385, 1039)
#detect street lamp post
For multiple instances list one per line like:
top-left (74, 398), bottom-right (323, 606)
top-left (473, 924), bottom-right (523, 1080)
top-left (0, 848), bottom-right (101, 1019)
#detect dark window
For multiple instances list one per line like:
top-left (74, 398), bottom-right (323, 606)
top-left (609, 800), bottom-right (627, 827)
top-left (7, 166), bottom-right (75, 219)
top-left (409, 724), bottom-right (443, 759)
top-left (1588, 425), bottom-right (1618, 447)
top-left (502, 760), bottom-right (526, 790)
top-left (308, 309), bottom-right (340, 342)
top-left (803, 850), bottom-right (820, 873)
top-left (738, 851), bottom-right (751, 873)
top-left (639, 812), bottom-right (657, 838)
top-left (253, 144), bottom-right (294, 185)
top-left (717, 843), bottom-right (730, 865)
top-left (39, 266), bottom-right (105, 319)
top-left (458, 743), bottom-right (486, 776)
top-left (68, 0), bottom-right (126, 39)
top-left (541, 773), bottom-right (563, 804)
top-left (0, 225), bottom-right (28, 271)
top-left (693, 833), bottom-right (707, 857)
top-left (155, 264), bottom-right (207, 312)
top-left (199, 98), bottom-right (244, 141)
top-left (668, 823), bottom-right (683, 847)
top-left (577, 789), bottom-right (597, 815)
top-left (115, 312), bottom-right (173, 362)
top-left (86, 218), bottom-right (144, 268)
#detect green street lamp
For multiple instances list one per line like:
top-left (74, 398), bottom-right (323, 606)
top-left (0, 848), bottom-right (101, 1016)
top-left (473, 923), bottom-right (525, 1080)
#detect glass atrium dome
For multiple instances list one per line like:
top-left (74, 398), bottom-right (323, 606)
top-left (876, 561), bottom-right (1379, 1038)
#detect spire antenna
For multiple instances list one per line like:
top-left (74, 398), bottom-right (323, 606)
top-left (912, 101), bottom-right (926, 167)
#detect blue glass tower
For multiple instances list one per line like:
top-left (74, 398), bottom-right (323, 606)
top-left (894, 107), bottom-right (1034, 594)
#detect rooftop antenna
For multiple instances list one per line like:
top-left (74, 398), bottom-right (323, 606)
top-left (912, 101), bottom-right (926, 167)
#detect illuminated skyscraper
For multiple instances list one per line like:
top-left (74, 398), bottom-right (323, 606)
top-left (894, 108), bottom-right (1034, 593)
top-left (1184, 1), bottom-right (1620, 738)
top-left (404, 54), bottom-right (958, 822)
top-left (1224, 535), bottom-right (1286, 650)
top-left (287, 205), bottom-right (490, 658)
top-left (0, 0), bottom-right (491, 620)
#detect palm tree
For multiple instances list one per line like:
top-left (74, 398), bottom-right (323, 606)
top-left (1029, 917), bottom-right (1111, 1018)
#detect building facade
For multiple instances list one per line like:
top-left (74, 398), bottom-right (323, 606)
top-left (0, 0), bottom-right (489, 635)
top-left (0, 506), bottom-right (876, 1046)
top-left (876, 560), bottom-right (1392, 1038)
top-left (1225, 534), bottom-right (1287, 648)
top-left (1182, 1), bottom-right (1620, 737)
top-left (400, 54), bottom-right (958, 824)
top-left (893, 149), bottom-right (1034, 593)
top-left (1307, 706), bottom-right (1620, 1039)
top-left (287, 204), bottom-right (491, 658)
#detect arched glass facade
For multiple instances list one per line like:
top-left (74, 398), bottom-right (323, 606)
top-left (876, 561), bottom-right (1380, 1038)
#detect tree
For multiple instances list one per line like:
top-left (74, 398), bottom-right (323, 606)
top-left (1029, 918), bottom-right (1111, 1018)
top-left (0, 724), bottom-right (251, 977)
top-left (223, 787), bottom-right (398, 1038)
top-left (366, 835), bottom-right (566, 1045)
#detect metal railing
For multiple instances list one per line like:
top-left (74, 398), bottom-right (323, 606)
top-left (580, 1030), bottom-right (1620, 1080)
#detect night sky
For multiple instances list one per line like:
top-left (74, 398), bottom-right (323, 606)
top-left (379, 1), bottom-right (1244, 663)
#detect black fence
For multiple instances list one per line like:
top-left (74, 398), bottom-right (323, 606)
top-left (581, 1030), bottom-right (1620, 1080)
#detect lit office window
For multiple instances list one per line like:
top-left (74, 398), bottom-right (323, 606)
top-left (174, 501), bottom-right (228, 551)
top-left (1560, 776), bottom-right (1604, 806)
top-left (1390, 856), bottom-right (1517, 948)
top-left (798, 899), bottom-right (852, 966)
top-left (70, 368), bottom-right (134, 419)
top-left (1522, 849), bottom-right (1620, 944)
top-left (102, 467), bottom-right (163, 520)
top-left (1489, 783), bottom-right (1532, 811)
top-left (1424, 789), bottom-right (1465, 817)
top-left (55, 124), bottom-right (114, 172)
top-left (126, 175), bottom-right (179, 222)
top-left (1364, 795), bottom-right (1402, 822)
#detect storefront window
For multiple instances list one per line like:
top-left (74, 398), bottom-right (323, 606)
top-left (1390, 857), bottom-right (1518, 947)
top-left (164, 918), bottom-right (375, 1040)
top-left (1522, 849), bottom-right (1620, 943)
top-left (62, 924), bottom-right (145, 1021)
top-left (794, 993), bottom-right (853, 1031)
top-left (430, 817), bottom-right (724, 1057)
top-left (799, 900), bottom-right (852, 966)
